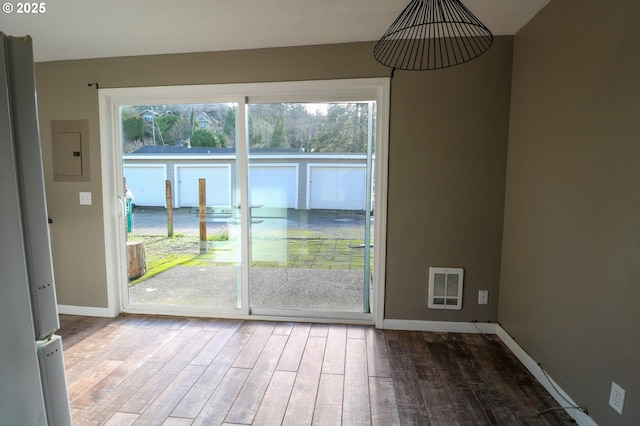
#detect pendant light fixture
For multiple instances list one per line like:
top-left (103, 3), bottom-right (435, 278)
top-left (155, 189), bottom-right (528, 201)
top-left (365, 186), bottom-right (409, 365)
top-left (374, 0), bottom-right (493, 71)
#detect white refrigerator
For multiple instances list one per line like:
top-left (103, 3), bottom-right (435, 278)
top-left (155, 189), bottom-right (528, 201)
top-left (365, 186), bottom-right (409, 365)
top-left (0, 33), bottom-right (72, 425)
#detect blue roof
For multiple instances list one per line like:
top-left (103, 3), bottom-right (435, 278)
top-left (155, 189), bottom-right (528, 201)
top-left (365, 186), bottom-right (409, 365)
top-left (130, 146), bottom-right (307, 155)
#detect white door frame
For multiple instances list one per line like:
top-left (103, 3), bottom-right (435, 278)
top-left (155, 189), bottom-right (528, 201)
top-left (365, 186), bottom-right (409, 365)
top-left (98, 78), bottom-right (390, 327)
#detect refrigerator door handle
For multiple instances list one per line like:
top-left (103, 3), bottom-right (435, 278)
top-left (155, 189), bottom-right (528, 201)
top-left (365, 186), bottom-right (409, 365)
top-left (117, 196), bottom-right (124, 217)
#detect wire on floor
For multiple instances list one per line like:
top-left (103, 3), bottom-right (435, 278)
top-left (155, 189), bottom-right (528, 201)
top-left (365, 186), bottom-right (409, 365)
top-left (537, 406), bottom-right (582, 416)
top-left (538, 364), bottom-right (589, 415)
top-left (501, 326), bottom-right (589, 418)
top-left (471, 320), bottom-right (493, 340)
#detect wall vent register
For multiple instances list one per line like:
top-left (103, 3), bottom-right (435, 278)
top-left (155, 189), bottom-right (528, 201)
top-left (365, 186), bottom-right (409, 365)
top-left (428, 267), bottom-right (464, 310)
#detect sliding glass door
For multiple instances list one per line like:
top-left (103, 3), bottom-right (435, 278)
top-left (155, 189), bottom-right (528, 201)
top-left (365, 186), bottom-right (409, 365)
top-left (121, 102), bottom-right (244, 312)
top-left (100, 79), bottom-right (388, 322)
top-left (247, 102), bottom-right (376, 315)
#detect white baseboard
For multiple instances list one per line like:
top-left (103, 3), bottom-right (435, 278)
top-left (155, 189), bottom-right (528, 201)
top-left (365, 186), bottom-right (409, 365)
top-left (495, 326), bottom-right (597, 426)
top-left (382, 319), bottom-right (498, 334)
top-left (57, 304), bottom-right (116, 318)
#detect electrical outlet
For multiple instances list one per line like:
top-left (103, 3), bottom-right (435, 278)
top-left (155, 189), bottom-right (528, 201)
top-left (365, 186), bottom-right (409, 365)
top-left (609, 382), bottom-right (625, 415)
top-left (478, 290), bottom-right (488, 305)
top-left (79, 192), bottom-right (92, 205)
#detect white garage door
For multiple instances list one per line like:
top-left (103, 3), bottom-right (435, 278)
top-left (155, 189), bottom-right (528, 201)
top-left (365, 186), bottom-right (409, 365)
top-left (176, 165), bottom-right (231, 207)
top-left (308, 165), bottom-right (366, 210)
top-left (123, 165), bottom-right (166, 207)
top-left (249, 165), bottom-right (298, 209)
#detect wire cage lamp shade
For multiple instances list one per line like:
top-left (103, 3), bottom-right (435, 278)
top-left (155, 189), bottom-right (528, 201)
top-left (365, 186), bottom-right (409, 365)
top-left (374, 0), bottom-right (493, 71)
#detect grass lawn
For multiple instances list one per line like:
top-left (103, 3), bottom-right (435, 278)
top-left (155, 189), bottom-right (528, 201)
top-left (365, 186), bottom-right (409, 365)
top-left (127, 231), bottom-right (372, 286)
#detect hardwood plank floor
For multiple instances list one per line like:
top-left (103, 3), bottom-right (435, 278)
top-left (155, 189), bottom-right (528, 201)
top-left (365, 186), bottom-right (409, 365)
top-left (59, 315), bottom-right (573, 425)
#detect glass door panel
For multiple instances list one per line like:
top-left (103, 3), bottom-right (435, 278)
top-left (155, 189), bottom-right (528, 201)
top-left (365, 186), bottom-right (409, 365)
top-left (120, 102), bottom-right (243, 310)
top-left (247, 102), bottom-right (375, 313)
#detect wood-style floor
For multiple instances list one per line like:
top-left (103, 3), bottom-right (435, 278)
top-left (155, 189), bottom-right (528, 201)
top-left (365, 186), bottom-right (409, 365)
top-left (59, 315), bottom-right (573, 425)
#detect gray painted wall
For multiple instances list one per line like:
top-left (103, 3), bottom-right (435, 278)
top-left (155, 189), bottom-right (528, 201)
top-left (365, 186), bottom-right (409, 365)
top-left (384, 46), bottom-right (512, 322)
top-left (500, 0), bottom-right (640, 424)
top-left (36, 38), bottom-right (513, 317)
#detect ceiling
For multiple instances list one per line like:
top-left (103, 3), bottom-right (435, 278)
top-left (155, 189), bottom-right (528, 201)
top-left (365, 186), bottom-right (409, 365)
top-left (0, 0), bottom-right (551, 63)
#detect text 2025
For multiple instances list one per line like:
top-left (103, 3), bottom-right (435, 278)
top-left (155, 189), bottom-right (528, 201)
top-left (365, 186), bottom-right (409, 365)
top-left (17, 2), bottom-right (46, 13)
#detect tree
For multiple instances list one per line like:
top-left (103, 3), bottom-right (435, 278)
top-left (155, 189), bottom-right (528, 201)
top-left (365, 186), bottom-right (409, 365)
top-left (216, 131), bottom-right (228, 147)
top-left (313, 103), bottom-right (370, 153)
top-left (156, 114), bottom-right (191, 145)
top-left (269, 116), bottom-right (289, 148)
top-left (283, 103), bottom-right (313, 150)
top-left (189, 105), bottom-right (195, 138)
top-left (121, 109), bottom-right (144, 142)
top-left (248, 112), bottom-right (269, 148)
top-left (190, 128), bottom-right (221, 147)
top-left (223, 107), bottom-right (236, 146)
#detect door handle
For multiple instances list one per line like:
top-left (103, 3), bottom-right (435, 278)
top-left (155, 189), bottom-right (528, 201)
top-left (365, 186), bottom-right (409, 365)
top-left (117, 196), bottom-right (124, 217)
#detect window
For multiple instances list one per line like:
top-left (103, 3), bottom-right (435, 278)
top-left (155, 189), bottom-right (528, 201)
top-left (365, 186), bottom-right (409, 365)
top-left (99, 78), bottom-right (390, 326)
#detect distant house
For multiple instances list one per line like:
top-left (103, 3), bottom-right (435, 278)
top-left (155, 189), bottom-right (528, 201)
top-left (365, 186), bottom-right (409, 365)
top-left (139, 109), bottom-right (174, 122)
top-left (196, 111), bottom-right (214, 129)
top-left (140, 109), bottom-right (154, 122)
